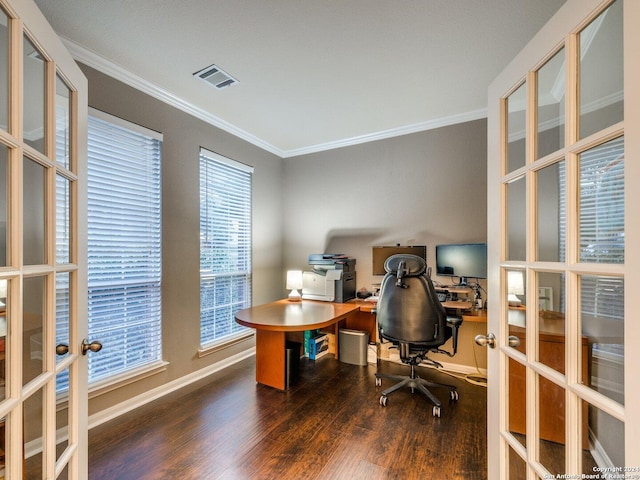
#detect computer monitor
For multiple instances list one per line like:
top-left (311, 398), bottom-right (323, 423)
top-left (435, 243), bottom-right (487, 286)
top-left (372, 245), bottom-right (427, 276)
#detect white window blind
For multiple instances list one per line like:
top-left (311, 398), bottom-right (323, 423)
top-left (86, 111), bottom-right (162, 382)
top-left (579, 136), bottom-right (624, 320)
top-left (579, 136), bottom-right (625, 265)
top-left (199, 149), bottom-right (252, 346)
top-left (578, 136), bottom-right (624, 367)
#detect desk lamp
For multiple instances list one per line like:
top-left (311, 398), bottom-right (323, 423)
top-left (507, 270), bottom-right (524, 306)
top-left (286, 270), bottom-right (303, 302)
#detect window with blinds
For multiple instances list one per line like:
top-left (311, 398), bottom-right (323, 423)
top-left (579, 136), bottom-right (625, 265)
top-left (199, 149), bottom-right (252, 347)
top-left (579, 136), bottom-right (625, 375)
top-left (85, 110), bottom-right (162, 383)
top-left (579, 136), bottom-right (624, 318)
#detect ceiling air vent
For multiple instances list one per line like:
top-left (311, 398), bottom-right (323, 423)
top-left (193, 64), bottom-right (239, 89)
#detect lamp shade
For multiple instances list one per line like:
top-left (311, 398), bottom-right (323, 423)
top-left (507, 270), bottom-right (524, 306)
top-left (286, 270), bottom-right (303, 290)
top-left (507, 270), bottom-right (525, 295)
top-left (286, 270), bottom-right (303, 302)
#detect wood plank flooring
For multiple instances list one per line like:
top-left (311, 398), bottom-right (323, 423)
top-left (87, 356), bottom-right (487, 479)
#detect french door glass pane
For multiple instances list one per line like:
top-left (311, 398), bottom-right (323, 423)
top-left (56, 174), bottom-right (70, 264)
top-left (0, 416), bottom-right (4, 472)
top-left (23, 35), bottom-right (45, 154)
top-left (56, 273), bottom-right (69, 363)
top-left (24, 389), bottom-right (44, 478)
top-left (507, 83), bottom-right (526, 173)
top-left (507, 177), bottom-right (526, 261)
top-left (508, 442), bottom-right (526, 479)
top-left (579, 136), bottom-right (624, 264)
top-left (0, 143), bottom-right (7, 267)
top-left (537, 272), bottom-right (565, 376)
top-left (23, 157), bottom-right (46, 265)
top-left (538, 372), bottom-right (565, 476)
top-left (537, 161), bottom-right (565, 262)
top-left (507, 269), bottom-right (526, 312)
top-left (0, 8), bottom-right (8, 131)
top-left (580, 274), bottom-right (624, 404)
top-left (508, 357), bottom-right (526, 448)
top-left (0, 279), bottom-right (7, 402)
top-left (579, 0), bottom-right (623, 140)
top-left (23, 276), bottom-right (46, 385)
top-left (583, 401), bottom-right (624, 473)
top-left (537, 48), bottom-right (565, 158)
top-left (55, 272), bottom-right (70, 393)
top-left (55, 75), bottom-right (71, 169)
top-left (56, 369), bottom-right (70, 461)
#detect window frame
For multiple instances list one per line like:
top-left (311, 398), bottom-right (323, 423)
top-left (198, 148), bottom-right (253, 352)
top-left (83, 108), bottom-right (164, 389)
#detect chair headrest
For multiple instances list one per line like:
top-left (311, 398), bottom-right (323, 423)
top-left (384, 254), bottom-right (426, 276)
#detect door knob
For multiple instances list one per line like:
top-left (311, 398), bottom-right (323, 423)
top-left (508, 335), bottom-right (521, 348)
top-left (474, 332), bottom-right (496, 348)
top-left (56, 343), bottom-right (69, 355)
top-left (82, 338), bottom-right (103, 355)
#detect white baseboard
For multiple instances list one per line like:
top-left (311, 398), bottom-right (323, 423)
top-left (88, 347), bottom-right (256, 430)
top-left (379, 355), bottom-right (487, 377)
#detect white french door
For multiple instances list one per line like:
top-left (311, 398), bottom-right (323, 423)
top-left (0, 0), bottom-right (88, 478)
top-left (486, 0), bottom-right (639, 478)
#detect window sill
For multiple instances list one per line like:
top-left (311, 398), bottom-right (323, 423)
top-left (198, 331), bottom-right (254, 358)
top-left (88, 360), bottom-right (170, 399)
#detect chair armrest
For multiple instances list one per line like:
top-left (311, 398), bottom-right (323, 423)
top-left (446, 316), bottom-right (463, 328)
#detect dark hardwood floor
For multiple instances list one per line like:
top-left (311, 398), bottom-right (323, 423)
top-left (87, 357), bottom-right (487, 479)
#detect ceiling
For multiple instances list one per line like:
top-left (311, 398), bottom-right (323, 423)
top-left (34, 0), bottom-right (566, 158)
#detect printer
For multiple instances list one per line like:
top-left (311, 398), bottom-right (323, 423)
top-left (302, 254), bottom-right (356, 303)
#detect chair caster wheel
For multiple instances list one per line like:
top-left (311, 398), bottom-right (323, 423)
top-left (375, 377), bottom-right (382, 387)
top-left (379, 395), bottom-right (388, 407)
top-left (450, 390), bottom-right (459, 401)
top-left (432, 406), bottom-right (441, 417)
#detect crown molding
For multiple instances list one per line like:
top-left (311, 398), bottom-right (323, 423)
top-left (282, 108), bottom-right (488, 158)
top-left (61, 36), bottom-right (286, 157)
top-left (62, 35), bottom-right (487, 159)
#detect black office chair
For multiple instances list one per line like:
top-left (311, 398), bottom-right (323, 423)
top-left (374, 254), bottom-right (463, 417)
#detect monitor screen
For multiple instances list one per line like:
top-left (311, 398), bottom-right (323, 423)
top-left (372, 245), bottom-right (426, 276)
top-left (435, 243), bottom-right (487, 285)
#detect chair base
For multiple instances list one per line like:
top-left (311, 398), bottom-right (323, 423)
top-left (375, 363), bottom-right (459, 416)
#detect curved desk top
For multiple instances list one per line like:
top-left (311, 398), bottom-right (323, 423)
top-left (235, 299), bottom-right (360, 332)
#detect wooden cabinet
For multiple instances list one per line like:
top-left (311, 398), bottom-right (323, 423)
top-left (508, 312), bottom-right (590, 448)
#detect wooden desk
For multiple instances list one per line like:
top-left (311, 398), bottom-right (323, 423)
top-left (235, 299), bottom-right (361, 390)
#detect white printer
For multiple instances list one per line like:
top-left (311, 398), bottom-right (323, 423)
top-left (301, 254), bottom-right (356, 303)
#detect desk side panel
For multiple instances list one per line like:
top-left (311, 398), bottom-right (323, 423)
top-left (255, 330), bottom-right (286, 390)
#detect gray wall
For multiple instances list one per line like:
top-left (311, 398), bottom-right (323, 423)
top-left (283, 119), bottom-right (488, 292)
top-left (80, 64), bottom-right (284, 414)
top-left (283, 119), bottom-right (489, 370)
